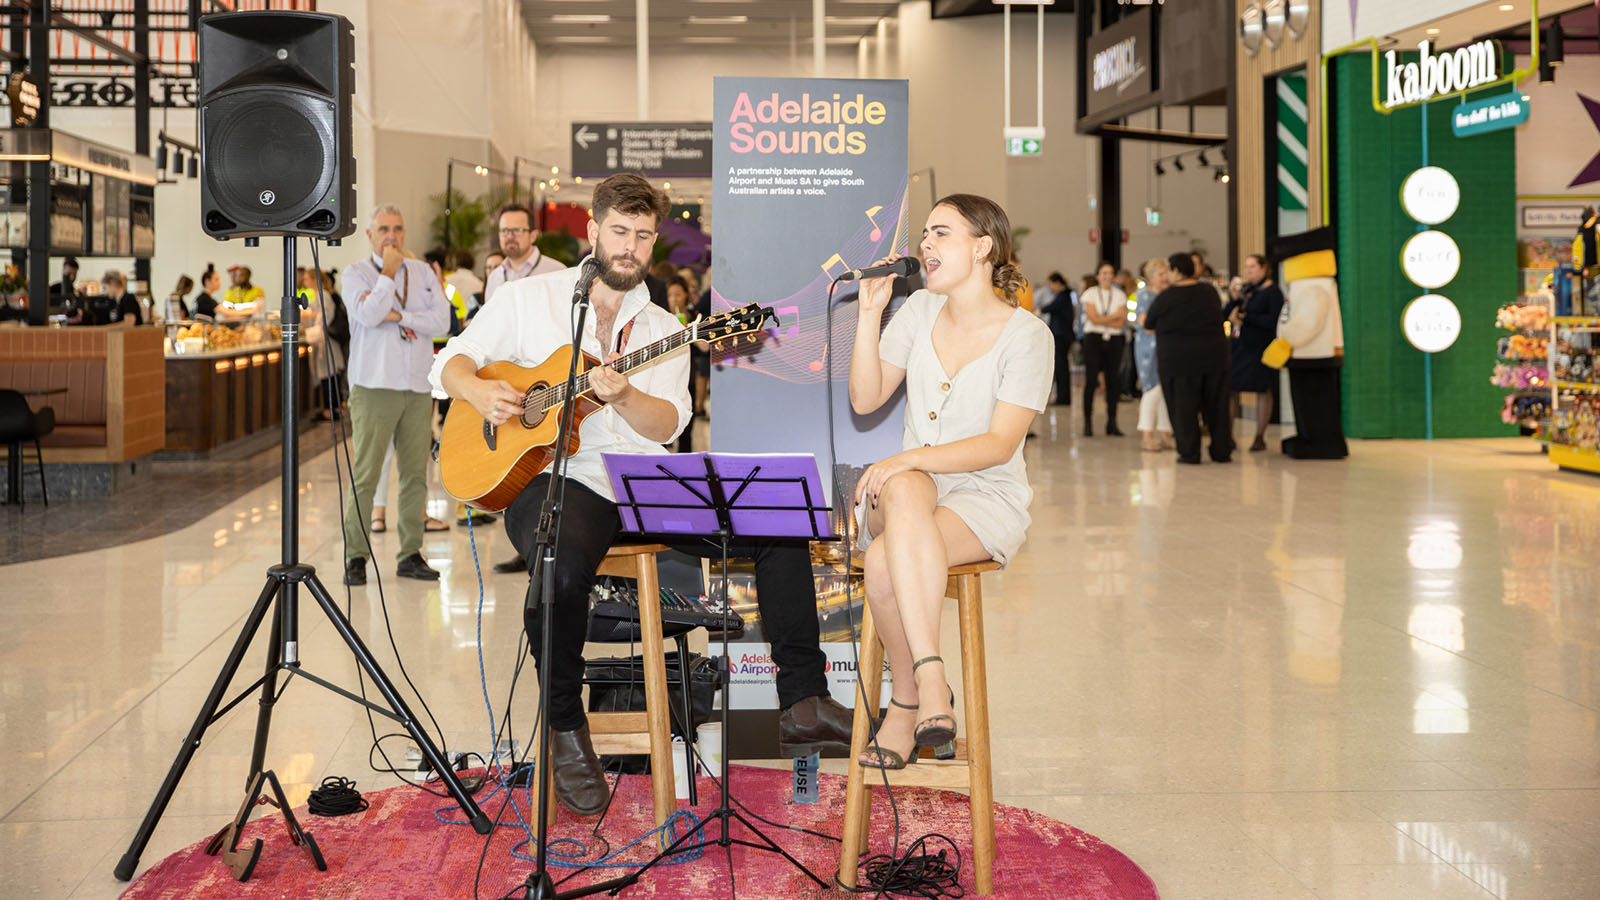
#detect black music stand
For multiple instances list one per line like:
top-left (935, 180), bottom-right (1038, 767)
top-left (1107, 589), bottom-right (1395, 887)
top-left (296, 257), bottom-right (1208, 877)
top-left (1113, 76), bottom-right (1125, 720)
top-left (583, 451), bottom-right (836, 892)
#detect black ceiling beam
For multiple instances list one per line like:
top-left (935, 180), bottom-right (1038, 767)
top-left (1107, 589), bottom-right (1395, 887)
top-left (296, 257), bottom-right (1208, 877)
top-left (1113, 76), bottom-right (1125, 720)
top-left (1094, 123), bottom-right (1228, 146)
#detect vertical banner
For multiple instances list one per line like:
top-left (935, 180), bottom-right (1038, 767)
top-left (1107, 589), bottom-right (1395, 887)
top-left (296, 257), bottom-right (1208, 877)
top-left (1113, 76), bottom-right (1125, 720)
top-left (711, 77), bottom-right (909, 718)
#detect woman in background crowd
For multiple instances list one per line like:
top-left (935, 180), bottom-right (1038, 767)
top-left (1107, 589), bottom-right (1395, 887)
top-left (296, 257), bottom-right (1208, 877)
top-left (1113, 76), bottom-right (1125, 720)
top-left (1134, 258), bottom-right (1174, 452)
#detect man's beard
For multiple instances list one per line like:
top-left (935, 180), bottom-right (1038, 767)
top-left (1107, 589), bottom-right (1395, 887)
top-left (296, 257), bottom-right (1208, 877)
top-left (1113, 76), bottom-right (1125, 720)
top-left (596, 247), bottom-right (645, 292)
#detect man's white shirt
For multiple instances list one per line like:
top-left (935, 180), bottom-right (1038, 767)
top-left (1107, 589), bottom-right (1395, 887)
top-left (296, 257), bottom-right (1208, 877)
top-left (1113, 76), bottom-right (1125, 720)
top-left (429, 267), bottom-right (693, 502)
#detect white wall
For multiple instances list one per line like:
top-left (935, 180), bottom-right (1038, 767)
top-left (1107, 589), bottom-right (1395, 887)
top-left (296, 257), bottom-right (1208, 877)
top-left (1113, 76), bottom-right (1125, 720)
top-left (1514, 54), bottom-right (1600, 199)
top-left (1119, 105), bottom-right (1232, 276)
top-left (896, 2), bottom-right (1228, 286)
top-left (1322, 0), bottom-right (1481, 48)
top-left (526, 47), bottom-right (861, 168)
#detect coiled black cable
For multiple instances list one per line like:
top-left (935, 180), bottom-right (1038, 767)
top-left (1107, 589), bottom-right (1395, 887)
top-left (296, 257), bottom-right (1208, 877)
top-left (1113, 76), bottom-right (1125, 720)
top-left (307, 776), bottom-right (369, 818)
top-left (856, 833), bottom-right (964, 899)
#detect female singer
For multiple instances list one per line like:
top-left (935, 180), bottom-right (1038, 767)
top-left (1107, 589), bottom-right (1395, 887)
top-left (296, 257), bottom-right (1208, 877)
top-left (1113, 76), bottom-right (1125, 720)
top-left (848, 194), bottom-right (1054, 769)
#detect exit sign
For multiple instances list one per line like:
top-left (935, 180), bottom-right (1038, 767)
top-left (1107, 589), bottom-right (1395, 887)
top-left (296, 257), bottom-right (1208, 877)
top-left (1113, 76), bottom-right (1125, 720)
top-left (1006, 136), bottom-right (1043, 156)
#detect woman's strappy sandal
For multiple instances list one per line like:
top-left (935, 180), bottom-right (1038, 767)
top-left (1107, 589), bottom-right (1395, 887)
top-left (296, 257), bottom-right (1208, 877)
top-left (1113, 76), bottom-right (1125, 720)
top-left (912, 656), bottom-right (958, 758)
top-left (857, 698), bottom-right (920, 770)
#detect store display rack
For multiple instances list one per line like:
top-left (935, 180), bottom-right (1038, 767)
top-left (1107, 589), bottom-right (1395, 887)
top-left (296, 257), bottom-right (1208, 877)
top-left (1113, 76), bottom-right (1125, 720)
top-left (1547, 314), bottom-right (1600, 474)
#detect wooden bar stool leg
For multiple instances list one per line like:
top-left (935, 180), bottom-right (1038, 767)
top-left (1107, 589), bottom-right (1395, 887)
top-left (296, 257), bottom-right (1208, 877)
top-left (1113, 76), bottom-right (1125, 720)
top-left (957, 574), bottom-right (996, 896)
top-left (838, 602), bottom-right (884, 887)
top-left (634, 554), bottom-right (676, 829)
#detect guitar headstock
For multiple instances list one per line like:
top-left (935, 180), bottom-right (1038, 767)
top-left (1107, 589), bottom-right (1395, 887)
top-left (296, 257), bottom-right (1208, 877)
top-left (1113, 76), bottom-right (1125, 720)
top-left (694, 302), bottom-right (778, 345)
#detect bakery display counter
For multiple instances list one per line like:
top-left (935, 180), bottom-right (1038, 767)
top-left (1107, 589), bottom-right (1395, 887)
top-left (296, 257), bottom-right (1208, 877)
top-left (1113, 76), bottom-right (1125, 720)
top-left (164, 344), bottom-right (312, 453)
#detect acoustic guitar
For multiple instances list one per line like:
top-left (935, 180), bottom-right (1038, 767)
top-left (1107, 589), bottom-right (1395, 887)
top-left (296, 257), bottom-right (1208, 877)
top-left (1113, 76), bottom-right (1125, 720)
top-left (438, 302), bottom-right (776, 510)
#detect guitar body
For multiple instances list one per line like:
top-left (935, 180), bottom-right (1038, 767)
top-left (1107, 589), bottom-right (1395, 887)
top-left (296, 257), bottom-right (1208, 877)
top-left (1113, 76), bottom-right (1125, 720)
top-left (438, 347), bottom-right (604, 511)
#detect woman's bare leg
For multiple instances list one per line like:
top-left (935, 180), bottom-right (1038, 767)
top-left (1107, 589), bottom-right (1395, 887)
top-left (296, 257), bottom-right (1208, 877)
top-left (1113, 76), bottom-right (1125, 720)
top-left (856, 473), bottom-right (988, 763)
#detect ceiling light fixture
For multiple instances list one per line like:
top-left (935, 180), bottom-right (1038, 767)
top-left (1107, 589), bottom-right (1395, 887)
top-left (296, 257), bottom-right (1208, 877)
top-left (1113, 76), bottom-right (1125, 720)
top-left (1498, 3), bottom-right (1514, 10)
top-left (1426, 27), bottom-right (1441, 35)
top-left (1197, 150), bottom-right (1210, 167)
top-left (1172, 157), bottom-right (1185, 172)
top-left (1546, 18), bottom-right (1564, 66)
top-left (551, 14), bottom-right (611, 23)
top-left (1154, 161), bottom-right (1166, 176)
top-left (687, 15), bottom-right (748, 24)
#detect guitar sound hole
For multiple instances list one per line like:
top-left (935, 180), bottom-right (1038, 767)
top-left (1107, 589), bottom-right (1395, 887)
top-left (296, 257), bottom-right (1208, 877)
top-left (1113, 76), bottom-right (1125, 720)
top-left (522, 385), bottom-right (547, 428)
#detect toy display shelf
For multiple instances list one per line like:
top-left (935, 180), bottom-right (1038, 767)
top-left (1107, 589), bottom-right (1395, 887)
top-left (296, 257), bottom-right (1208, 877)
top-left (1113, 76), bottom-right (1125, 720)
top-left (1549, 443), bottom-right (1600, 475)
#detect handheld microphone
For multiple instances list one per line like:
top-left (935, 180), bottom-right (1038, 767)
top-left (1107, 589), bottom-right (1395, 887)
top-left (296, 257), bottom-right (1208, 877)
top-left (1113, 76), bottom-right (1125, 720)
top-left (571, 256), bottom-right (600, 304)
top-left (837, 256), bottom-right (921, 282)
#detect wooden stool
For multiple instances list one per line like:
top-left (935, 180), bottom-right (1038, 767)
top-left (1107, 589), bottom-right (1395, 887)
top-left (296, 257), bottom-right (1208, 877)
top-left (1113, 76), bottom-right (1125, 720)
top-left (537, 543), bottom-right (676, 830)
top-left (838, 559), bottom-right (1002, 895)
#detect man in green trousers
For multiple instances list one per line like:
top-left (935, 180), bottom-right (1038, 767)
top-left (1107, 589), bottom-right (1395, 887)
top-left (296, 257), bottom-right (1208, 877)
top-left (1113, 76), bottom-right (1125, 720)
top-left (339, 204), bottom-right (453, 585)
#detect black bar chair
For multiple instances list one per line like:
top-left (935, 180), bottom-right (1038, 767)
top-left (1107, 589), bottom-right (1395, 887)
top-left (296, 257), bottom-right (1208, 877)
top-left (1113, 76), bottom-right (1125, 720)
top-left (0, 389), bottom-right (54, 507)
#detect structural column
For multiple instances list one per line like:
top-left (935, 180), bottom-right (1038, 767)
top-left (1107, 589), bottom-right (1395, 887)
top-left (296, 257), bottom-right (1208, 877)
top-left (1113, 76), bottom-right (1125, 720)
top-left (26, 0), bottom-right (51, 326)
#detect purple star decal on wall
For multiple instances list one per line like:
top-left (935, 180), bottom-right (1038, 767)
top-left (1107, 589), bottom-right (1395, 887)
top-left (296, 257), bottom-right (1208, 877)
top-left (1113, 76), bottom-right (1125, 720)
top-left (1571, 94), bottom-right (1600, 189)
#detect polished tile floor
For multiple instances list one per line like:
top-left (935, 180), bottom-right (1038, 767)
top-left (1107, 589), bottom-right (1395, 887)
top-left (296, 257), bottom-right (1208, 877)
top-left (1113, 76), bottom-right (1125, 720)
top-left (2, 409), bottom-right (1597, 899)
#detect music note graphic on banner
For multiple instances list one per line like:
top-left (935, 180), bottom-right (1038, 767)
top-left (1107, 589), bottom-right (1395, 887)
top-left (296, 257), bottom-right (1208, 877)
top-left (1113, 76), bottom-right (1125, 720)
top-left (819, 253), bottom-right (849, 282)
top-left (864, 205), bottom-right (883, 242)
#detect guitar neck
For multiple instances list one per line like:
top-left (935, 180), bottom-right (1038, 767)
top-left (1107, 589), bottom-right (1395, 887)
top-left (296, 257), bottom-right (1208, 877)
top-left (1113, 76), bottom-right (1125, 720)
top-left (542, 326), bottom-right (697, 411)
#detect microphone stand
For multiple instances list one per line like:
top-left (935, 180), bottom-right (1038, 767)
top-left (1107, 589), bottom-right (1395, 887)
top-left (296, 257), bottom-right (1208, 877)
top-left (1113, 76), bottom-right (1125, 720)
top-left (522, 267), bottom-right (633, 900)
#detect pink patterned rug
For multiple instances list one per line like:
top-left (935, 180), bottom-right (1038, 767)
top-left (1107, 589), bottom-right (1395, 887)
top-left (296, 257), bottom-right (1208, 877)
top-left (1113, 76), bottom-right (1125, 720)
top-left (120, 765), bottom-right (1158, 899)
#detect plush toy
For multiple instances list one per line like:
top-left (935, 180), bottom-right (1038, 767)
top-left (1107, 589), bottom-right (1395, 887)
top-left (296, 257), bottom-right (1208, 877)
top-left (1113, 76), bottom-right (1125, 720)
top-left (1268, 227), bottom-right (1347, 459)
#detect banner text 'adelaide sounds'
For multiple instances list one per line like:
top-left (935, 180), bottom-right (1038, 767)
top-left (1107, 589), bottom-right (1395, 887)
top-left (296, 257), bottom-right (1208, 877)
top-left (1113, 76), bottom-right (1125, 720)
top-left (727, 91), bottom-right (889, 156)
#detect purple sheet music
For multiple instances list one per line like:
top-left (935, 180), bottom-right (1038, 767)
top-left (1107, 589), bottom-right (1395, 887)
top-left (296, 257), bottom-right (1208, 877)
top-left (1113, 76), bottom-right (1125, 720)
top-left (601, 452), bottom-right (832, 539)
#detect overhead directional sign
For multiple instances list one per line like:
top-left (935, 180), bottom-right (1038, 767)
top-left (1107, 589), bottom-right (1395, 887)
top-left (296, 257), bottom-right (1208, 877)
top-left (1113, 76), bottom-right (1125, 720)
top-left (570, 122), bottom-right (714, 178)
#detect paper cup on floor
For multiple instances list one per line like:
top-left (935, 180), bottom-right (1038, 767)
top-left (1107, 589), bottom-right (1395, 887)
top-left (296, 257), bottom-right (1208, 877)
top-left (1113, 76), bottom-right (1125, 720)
top-left (695, 722), bottom-right (724, 775)
top-left (671, 739), bottom-right (691, 799)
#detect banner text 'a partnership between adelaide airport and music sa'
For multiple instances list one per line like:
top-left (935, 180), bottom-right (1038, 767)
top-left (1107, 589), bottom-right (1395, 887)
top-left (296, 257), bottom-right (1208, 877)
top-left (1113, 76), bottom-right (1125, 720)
top-left (725, 90), bottom-right (889, 197)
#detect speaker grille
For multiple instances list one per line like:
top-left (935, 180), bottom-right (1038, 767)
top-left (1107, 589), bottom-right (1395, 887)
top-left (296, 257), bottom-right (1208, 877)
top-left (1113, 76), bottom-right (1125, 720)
top-left (203, 88), bottom-right (337, 231)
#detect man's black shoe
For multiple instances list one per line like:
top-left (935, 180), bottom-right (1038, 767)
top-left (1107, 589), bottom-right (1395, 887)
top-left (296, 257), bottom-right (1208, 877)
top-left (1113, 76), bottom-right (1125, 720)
top-left (396, 553), bottom-right (440, 580)
top-left (493, 553), bottom-right (528, 574)
top-left (1106, 424), bottom-right (1126, 436)
top-left (457, 511), bottom-right (497, 526)
top-left (343, 557), bottom-right (367, 586)
top-left (777, 695), bottom-right (854, 757)
top-left (549, 725), bottom-right (610, 816)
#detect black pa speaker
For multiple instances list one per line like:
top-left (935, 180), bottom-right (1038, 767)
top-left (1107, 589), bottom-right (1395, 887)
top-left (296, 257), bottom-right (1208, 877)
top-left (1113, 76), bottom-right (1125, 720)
top-left (198, 11), bottom-right (356, 240)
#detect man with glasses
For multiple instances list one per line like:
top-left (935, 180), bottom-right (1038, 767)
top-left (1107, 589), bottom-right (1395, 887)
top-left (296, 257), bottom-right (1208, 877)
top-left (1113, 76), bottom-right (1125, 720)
top-left (483, 202), bottom-right (565, 305)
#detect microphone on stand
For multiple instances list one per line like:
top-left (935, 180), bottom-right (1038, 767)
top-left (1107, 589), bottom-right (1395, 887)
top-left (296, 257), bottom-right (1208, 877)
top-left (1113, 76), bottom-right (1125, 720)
top-left (571, 256), bottom-right (600, 304)
top-left (836, 256), bottom-right (921, 283)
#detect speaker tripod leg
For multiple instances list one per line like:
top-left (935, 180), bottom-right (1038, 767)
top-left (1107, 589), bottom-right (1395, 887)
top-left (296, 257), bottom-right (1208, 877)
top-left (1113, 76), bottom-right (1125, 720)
top-left (115, 577), bottom-right (283, 882)
top-left (302, 574), bottom-right (492, 833)
top-left (246, 586), bottom-right (286, 782)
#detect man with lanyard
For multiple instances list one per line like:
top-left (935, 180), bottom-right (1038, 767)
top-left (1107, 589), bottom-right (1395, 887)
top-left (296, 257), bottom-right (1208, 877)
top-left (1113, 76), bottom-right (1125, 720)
top-left (339, 204), bottom-right (452, 586)
top-left (483, 201), bottom-right (565, 304)
top-left (431, 174), bottom-right (851, 816)
top-left (485, 202), bottom-right (567, 573)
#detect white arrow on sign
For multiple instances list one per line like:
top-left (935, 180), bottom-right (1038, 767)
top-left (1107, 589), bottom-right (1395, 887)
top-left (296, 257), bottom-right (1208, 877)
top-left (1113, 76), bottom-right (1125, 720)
top-left (575, 125), bottom-right (597, 149)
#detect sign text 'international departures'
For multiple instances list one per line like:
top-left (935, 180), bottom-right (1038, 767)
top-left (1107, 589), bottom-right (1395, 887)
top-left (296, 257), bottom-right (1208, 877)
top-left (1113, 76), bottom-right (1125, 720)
top-left (570, 122), bottom-right (713, 179)
top-left (1384, 39), bottom-right (1499, 109)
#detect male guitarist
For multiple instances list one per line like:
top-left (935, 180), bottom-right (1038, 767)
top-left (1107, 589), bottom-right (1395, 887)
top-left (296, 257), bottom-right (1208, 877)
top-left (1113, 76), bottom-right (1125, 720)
top-left (430, 174), bottom-right (850, 817)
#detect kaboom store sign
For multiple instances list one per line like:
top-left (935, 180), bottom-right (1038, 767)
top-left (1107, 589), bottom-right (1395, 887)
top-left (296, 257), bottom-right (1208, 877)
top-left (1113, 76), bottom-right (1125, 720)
top-left (712, 76), bottom-right (908, 710)
top-left (1384, 39), bottom-right (1499, 109)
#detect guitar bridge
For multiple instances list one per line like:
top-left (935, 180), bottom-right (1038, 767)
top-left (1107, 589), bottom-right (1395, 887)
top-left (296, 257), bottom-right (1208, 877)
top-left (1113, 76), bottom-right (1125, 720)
top-left (481, 419), bottom-right (497, 452)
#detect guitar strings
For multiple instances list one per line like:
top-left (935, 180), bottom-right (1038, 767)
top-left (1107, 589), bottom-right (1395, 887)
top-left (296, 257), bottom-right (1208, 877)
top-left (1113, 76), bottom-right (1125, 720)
top-left (517, 318), bottom-right (706, 413)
